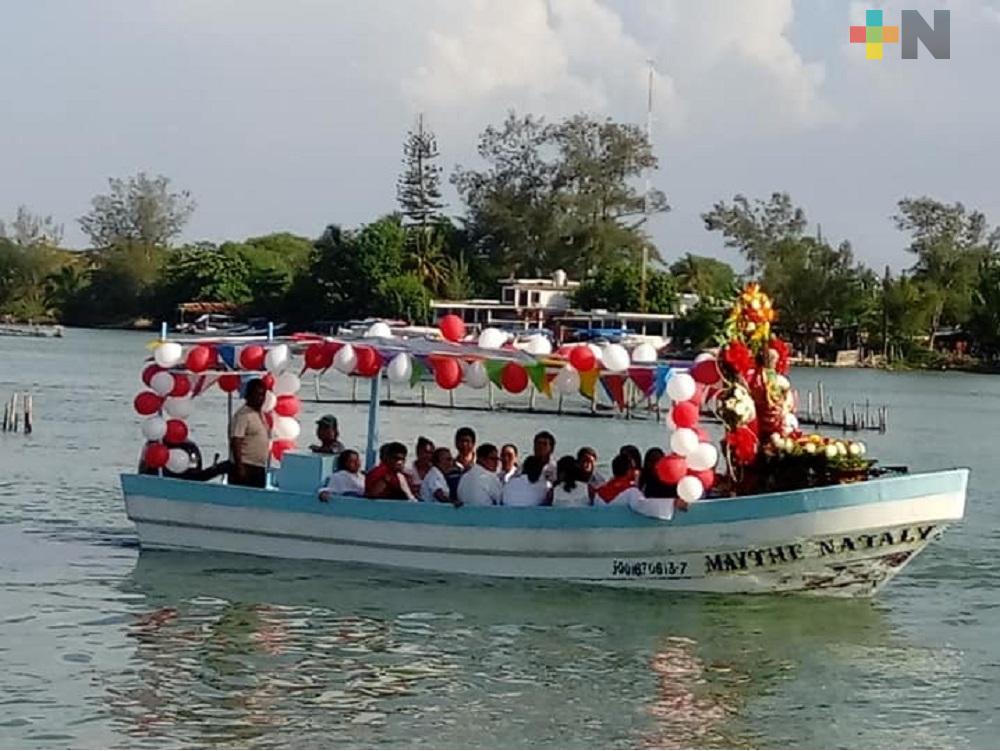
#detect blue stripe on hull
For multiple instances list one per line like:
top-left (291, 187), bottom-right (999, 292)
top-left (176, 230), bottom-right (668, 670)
top-left (121, 468), bottom-right (968, 530)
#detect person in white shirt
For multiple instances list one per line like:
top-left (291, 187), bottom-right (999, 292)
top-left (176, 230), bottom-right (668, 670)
top-left (405, 436), bottom-right (435, 496)
top-left (498, 443), bottom-right (519, 484)
top-left (420, 447), bottom-right (460, 506)
top-left (501, 456), bottom-right (550, 507)
top-left (457, 443), bottom-right (502, 506)
top-left (319, 450), bottom-right (365, 500)
top-left (551, 455), bottom-right (592, 507)
top-left (532, 430), bottom-right (558, 484)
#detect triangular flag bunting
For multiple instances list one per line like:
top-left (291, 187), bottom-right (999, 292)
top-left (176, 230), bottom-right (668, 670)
top-left (525, 361), bottom-right (549, 395)
top-left (654, 365), bottom-right (672, 399)
top-left (484, 359), bottom-right (506, 387)
top-left (217, 344), bottom-right (236, 369)
top-left (578, 368), bottom-right (600, 399)
top-left (628, 367), bottom-right (656, 397)
top-left (601, 374), bottom-right (627, 409)
top-left (409, 357), bottom-right (427, 388)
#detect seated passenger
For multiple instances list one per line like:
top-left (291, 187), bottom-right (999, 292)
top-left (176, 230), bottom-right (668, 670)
top-left (639, 447), bottom-right (675, 498)
top-left (405, 436), bottom-right (435, 495)
top-left (457, 443), bottom-right (502, 506)
top-left (365, 442), bottom-right (417, 501)
top-left (319, 449), bottom-right (364, 500)
top-left (498, 443), bottom-right (519, 484)
top-left (532, 430), bottom-right (558, 483)
top-left (551, 455), bottom-right (592, 507)
top-left (596, 454), bottom-right (640, 505)
top-left (501, 455), bottom-right (550, 507)
top-left (420, 447), bottom-right (460, 506)
top-left (618, 444), bottom-right (643, 473)
top-left (577, 446), bottom-right (606, 490)
top-left (311, 414), bottom-right (345, 455)
top-left (453, 427), bottom-right (477, 471)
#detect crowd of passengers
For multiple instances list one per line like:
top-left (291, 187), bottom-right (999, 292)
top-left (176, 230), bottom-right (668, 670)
top-left (316, 423), bottom-right (689, 510)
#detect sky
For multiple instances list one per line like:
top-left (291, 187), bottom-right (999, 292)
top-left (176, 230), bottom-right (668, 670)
top-left (1, 0), bottom-right (997, 273)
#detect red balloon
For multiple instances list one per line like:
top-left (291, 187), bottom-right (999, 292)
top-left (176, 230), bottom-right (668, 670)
top-left (134, 391), bottom-right (163, 416)
top-left (144, 442), bottom-right (169, 469)
top-left (304, 342), bottom-right (333, 370)
top-left (239, 344), bottom-right (266, 371)
top-left (275, 394), bottom-right (301, 417)
top-left (691, 468), bottom-right (716, 491)
top-left (672, 400), bottom-right (700, 429)
top-left (353, 346), bottom-right (382, 377)
top-left (165, 419), bottom-right (188, 444)
top-left (691, 358), bottom-right (722, 386)
top-left (655, 453), bottom-right (688, 484)
top-left (433, 357), bottom-right (463, 390)
top-left (186, 345), bottom-right (215, 373)
top-left (169, 373), bottom-right (191, 397)
top-left (262, 373), bottom-right (276, 391)
top-left (439, 314), bottom-right (466, 343)
top-left (568, 346), bottom-right (596, 372)
top-left (270, 439), bottom-right (296, 461)
top-left (218, 373), bottom-right (242, 392)
top-left (141, 363), bottom-right (162, 386)
top-left (500, 362), bottom-right (529, 393)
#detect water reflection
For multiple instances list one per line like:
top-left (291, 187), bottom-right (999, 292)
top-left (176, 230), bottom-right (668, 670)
top-left (107, 552), bottom-right (899, 748)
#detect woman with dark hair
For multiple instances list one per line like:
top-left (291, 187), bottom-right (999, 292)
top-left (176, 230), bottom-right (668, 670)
top-left (618, 444), bottom-right (643, 472)
top-left (500, 455), bottom-right (550, 507)
top-left (639, 447), bottom-right (675, 498)
top-left (319, 449), bottom-right (364, 500)
top-left (551, 455), bottom-right (591, 507)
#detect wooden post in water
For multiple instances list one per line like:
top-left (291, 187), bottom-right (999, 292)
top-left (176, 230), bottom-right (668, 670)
top-left (23, 393), bottom-right (32, 434)
top-left (817, 381), bottom-right (825, 422)
top-left (487, 383), bottom-right (495, 411)
top-left (528, 385), bottom-right (536, 412)
top-left (11, 393), bottom-right (19, 433)
top-left (351, 377), bottom-right (358, 403)
top-left (2, 397), bottom-right (8, 432)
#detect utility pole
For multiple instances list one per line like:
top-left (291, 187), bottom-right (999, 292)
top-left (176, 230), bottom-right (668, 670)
top-left (639, 59), bottom-right (654, 313)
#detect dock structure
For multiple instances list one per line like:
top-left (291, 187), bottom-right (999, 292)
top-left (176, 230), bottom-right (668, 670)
top-left (304, 375), bottom-right (887, 433)
top-left (1, 391), bottom-right (33, 434)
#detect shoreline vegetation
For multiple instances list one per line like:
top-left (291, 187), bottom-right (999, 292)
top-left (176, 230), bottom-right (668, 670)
top-left (2, 111), bottom-right (998, 371)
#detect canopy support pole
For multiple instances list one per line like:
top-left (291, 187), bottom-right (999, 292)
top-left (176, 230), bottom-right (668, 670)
top-left (365, 375), bottom-right (381, 471)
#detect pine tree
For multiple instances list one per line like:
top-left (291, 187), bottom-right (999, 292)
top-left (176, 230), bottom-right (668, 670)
top-left (397, 114), bottom-right (444, 232)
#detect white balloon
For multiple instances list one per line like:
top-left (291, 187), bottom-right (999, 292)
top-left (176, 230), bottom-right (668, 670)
top-left (631, 343), bottom-right (658, 363)
top-left (166, 448), bottom-right (191, 474)
top-left (602, 343), bottom-right (630, 372)
top-left (163, 396), bottom-right (194, 419)
top-left (553, 365), bottom-right (580, 395)
top-left (687, 442), bottom-right (719, 472)
top-left (477, 327), bottom-right (507, 349)
top-left (149, 371), bottom-right (175, 397)
top-left (694, 352), bottom-right (715, 363)
top-left (274, 372), bottom-right (301, 396)
top-left (386, 353), bottom-right (413, 384)
top-left (141, 416), bottom-right (167, 441)
top-left (153, 341), bottom-right (183, 369)
top-left (262, 391), bottom-right (277, 413)
top-left (666, 371), bottom-right (697, 403)
top-left (677, 475), bottom-right (705, 503)
top-left (272, 415), bottom-right (301, 440)
top-left (465, 360), bottom-right (489, 389)
top-left (333, 343), bottom-right (357, 374)
top-left (523, 335), bottom-right (552, 356)
top-left (366, 321), bottom-right (393, 338)
top-left (670, 427), bottom-right (700, 457)
top-left (264, 344), bottom-right (289, 374)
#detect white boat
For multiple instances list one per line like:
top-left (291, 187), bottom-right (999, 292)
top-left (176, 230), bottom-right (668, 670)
top-left (121, 459), bottom-right (967, 598)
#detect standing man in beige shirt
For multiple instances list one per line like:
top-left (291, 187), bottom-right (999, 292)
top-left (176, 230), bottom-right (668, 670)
top-left (229, 378), bottom-right (270, 488)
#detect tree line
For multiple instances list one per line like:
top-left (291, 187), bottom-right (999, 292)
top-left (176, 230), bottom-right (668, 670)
top-left (1, 110), bottom-right (998, 366)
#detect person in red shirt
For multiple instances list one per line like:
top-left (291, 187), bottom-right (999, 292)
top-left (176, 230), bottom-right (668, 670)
top-left (365, 442), bottom-right (416, 501)
top-left (596, 454), bottom-right (640, 504)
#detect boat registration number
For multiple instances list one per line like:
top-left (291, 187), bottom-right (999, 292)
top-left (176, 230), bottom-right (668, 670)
top-left (611, 559), bottom-right (688, 578)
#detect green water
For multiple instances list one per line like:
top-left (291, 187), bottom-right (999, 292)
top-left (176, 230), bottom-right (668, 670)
top-left (0, 329), bottom-right (997, 748)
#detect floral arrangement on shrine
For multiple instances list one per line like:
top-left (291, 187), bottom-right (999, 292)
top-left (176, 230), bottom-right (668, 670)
top-left (707, 283), bottom-right (874, 494)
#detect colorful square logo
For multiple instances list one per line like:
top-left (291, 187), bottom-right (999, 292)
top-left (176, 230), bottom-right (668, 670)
top-left (850, 9), bottom-right (899, 59)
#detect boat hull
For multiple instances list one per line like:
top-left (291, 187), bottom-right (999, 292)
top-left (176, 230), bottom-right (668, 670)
top-left (121, 468), bottom-right (967, 597)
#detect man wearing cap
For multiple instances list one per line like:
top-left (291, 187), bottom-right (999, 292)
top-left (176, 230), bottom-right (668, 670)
top-left (311, 414), bottom-right (345, 455)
